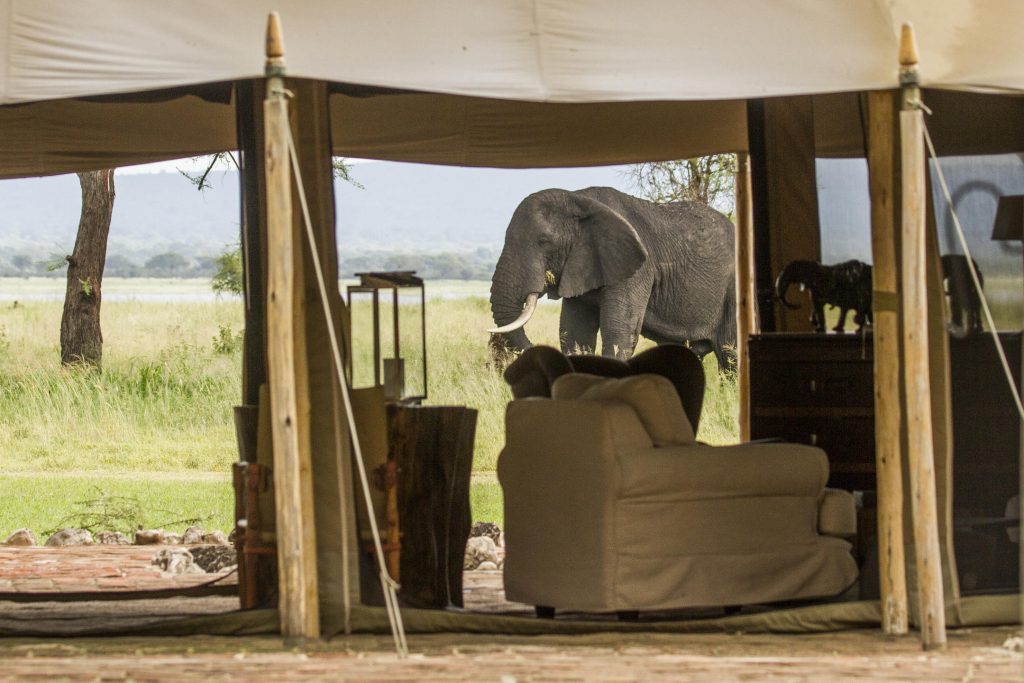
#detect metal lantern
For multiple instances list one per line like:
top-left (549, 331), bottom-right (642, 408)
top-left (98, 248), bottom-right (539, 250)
top-left (346, 271), bottom-right (427, 403)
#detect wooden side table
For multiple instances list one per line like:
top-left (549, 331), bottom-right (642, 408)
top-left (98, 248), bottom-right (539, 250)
top-left (387, 404), bottom-right (477, 608)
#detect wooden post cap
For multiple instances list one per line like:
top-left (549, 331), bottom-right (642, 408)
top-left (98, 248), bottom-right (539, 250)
top-left (899, 23), bottom-right (919, 69)
top-left (266, 12), bottom-right (285, 61)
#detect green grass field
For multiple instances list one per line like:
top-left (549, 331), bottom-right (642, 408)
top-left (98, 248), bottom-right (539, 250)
top-left (0, 278), bottom-right (736, 538)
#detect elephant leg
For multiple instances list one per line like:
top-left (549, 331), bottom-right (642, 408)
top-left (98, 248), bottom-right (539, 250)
top-left (811, 298), bottom-right (826, 333)
top-left (834, 307), bottom-right (849, 332)
top-left (853, 310), bottom-right (866, 331)
top-left (559, 297), bottom-right (599, 355)
top-left (598, 290), bottom-right (647, 359)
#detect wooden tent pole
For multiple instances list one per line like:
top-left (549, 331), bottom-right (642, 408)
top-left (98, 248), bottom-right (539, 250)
top-left (734, 152), bottom-right (756, 440)
top-left (866, 89), bottom-right (909, 636)
top-left (264, 11), bottom-right (320, 641)
top-left (898, 23), bottom-right (946, 651)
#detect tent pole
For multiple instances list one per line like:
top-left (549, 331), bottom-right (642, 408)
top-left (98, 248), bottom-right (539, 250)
top-left (734, 152), bottom-right (756, 440)
top-left (898, 23), bottom-right (946, 651)
top-left (264, 12), bottom-right (321, 641)
top-left (866, 89), bottom-right (909, 636)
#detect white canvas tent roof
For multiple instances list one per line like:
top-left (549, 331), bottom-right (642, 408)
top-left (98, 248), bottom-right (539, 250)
top-left (0, 1), bottom-right (1020, 177)
top-left (3, 0), bottom-right (1023, 105)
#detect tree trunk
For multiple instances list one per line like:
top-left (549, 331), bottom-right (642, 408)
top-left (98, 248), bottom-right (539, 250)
top-left (61, 170), bottom-right (115, 368)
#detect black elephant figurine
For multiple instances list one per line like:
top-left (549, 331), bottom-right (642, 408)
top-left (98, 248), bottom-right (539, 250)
top-left (941, 254), bottom-right (984, 336)
top-left (775, 259), bottom-right (873, 333)
top-left (487, 187), bottom-right (736, 370)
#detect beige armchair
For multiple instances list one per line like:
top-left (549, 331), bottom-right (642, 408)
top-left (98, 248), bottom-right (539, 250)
top-left (498, 372), bottom-right (858, 615)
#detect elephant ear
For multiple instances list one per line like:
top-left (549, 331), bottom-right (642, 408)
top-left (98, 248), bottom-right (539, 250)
top-left (558, 195), bottom-right (648, 298)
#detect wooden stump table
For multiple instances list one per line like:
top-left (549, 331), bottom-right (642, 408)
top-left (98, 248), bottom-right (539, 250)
top-left (387, 404), bottom-right (477, 609)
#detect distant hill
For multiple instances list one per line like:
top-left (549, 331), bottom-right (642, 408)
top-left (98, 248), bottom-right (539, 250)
top-left (1, 157), bottom-right (1018, 279)
top-left (0, 163), bottom-right (637, 264)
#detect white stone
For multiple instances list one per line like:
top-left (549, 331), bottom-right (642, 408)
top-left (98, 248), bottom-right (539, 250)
top-left (151, 547), bottom-right (203, 575)
top-left (162, 532), bottom-right (182, 545)
top-left (182, 525), bottom-right (205, 544)
top-left (3, 529), bottom-right (36, 546)
top-left (135, 529), bottom-right (165, 545)
top-left (95, 531), bottom-right (130, 545)
top-left (463, 536), bottom-right (498, 570)
top-left (201, 530), bottom-right (229, 545)
top-left (477, 561), bottom-right (498, 571)
top-left (44, 528), bottom-right (93, 546)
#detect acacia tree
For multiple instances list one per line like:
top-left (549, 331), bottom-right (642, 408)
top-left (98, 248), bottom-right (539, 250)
top-left (628, 155), bottom-right (737, 216)
top-left (61, 169), bottom-right (115, 368)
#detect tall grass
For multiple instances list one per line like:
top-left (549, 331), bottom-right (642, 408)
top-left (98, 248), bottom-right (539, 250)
top-left (0, 285), bottom-right (737, 473)
top-left (0, 279), bottom-right (737, 533)
top-left (0, 297), bottom-right (243, 472)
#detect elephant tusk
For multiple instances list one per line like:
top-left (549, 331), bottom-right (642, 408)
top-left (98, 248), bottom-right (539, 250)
top-left (487, 292), bottom-right (539, 334)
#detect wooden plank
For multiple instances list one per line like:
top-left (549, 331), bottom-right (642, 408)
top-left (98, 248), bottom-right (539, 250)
top-left (263, 13), bottom-right (320, 641)
top-left (924, 169), bottom-right (961, 617)
top-left (763, 97), bottom-right (822, 332)
top-left (746, 100), bottom-right (777, 332)
top-left (866, 89), bottom-right (909, 636)
top-left (236, 79), bottom-right (268, 408)
top-left (899, 23), bottom-right (947, 648)
top-left (286, 77), bottom-right (360, 632)
top-left (734, 152), bottom-right (756, 440)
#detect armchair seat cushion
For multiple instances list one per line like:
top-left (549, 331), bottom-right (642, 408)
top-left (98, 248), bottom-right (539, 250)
top-left (617, 442), bottom-right (828, 500)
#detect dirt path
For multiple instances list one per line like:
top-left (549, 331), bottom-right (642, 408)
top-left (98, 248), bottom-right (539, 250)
top-left (0, 628), bottom-right (1019, 682)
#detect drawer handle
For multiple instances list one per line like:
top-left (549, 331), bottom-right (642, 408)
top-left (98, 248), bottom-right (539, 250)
top-left (809, 379), bottom-right (817, 393)
top-left (809, 433), bottom-right (818, 446)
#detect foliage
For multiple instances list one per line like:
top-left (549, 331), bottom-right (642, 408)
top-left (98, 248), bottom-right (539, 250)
top-left (43, 253), bottom-right (69, 273)
top-left (211, 244), bottom-right (244, 296)
top-left (144, 252), bottom-right (190, 277)
top-left (212, 324), bottom-right (244, 355)
top-left (1, 475), bottom-right (233, 540)
top-left (181, 153), bottom-right (362, 191)
top-left (42, 487), bottom-right (211, 537)
top-left (332, 158), bottom-right (365, 189)
top-left (628, 155), bottom-right (738, 215)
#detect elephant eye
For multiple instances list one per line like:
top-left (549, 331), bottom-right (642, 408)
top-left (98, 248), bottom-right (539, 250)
top-left (536, 236), bottom-right (552, 247)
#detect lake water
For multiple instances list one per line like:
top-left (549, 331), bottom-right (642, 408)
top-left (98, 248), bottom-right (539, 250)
top-left (0, 277), bottom-right (510, 303)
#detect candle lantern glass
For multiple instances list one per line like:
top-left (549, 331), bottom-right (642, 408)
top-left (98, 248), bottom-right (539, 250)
top-left (346, 271), bottom-right (427, 403)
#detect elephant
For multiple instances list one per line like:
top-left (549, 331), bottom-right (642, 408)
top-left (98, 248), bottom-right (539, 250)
top-left (941, 254), bottom-right (984, 336)
top-left (775, 259), bottom-right (873, 333)
top-left (488, 186), bottom-right (736, 370)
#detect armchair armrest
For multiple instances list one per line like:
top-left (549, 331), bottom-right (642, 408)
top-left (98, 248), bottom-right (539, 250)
top-left (498, 398), bottom-right (652, 609)
top-left (818, 487), bottom-right (857, 539)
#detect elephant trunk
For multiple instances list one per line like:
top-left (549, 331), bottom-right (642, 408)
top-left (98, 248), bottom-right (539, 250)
top-left (488, 293), bottom-right (539, 334)
top-left (775, 269), bottom-right (801, 310)
top-left (489, 253), bottom-right (543, 352)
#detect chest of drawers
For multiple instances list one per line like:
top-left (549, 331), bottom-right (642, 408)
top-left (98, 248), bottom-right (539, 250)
top-left (749, 332), bottom-right (1021, 514)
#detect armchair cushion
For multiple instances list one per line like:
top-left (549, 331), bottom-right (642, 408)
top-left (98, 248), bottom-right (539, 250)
top-left (818, 487), bottom-right (857, 539)
top-left (561, 373), bottom-right (695, 446)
